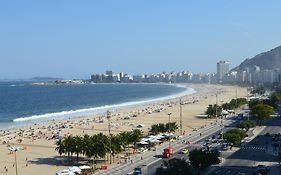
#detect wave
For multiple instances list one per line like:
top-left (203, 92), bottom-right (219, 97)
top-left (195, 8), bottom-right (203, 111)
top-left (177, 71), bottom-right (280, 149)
top-left (13, 84), bottom-right (196, 123)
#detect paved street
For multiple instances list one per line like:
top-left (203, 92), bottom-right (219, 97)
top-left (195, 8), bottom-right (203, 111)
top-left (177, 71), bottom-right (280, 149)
top-left (208, 117), bottom-right (281, 175)
top-left (95, 117), bottom-right (237, 175)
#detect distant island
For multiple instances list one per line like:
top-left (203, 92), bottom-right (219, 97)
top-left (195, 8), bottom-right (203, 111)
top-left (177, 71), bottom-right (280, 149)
top-left (29, 77), bottom-right (64, 82)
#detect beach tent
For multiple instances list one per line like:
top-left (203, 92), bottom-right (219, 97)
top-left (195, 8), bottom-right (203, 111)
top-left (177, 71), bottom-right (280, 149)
top-left (55, 169), bottom-right (75, 175)
top-left (149, 139), bottom-right (160, 143)
top-left (69, 166), bottom-right (81, 174)
top-left (138, 141), bottom-right (149, 145)
top-left (79, 165), bottom-right (91, 170)
top-left (222, 110), bottom-right (229, 115)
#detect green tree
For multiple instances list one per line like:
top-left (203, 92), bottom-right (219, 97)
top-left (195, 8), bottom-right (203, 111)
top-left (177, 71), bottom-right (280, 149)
top-left (271, 92), bottom-right (281, 107)
top-left (165, 122), bottom-right (178, 133)
top-left (150, 124), bottom-right (160, 135)
top-left (92, 133), bottom-right (109, 160)
top-left (206, 104), bottom-right (222, 118)
top-left (251, 86), bottom-right (265, 95)
top-left (189, 149), bottom-right (220, 175)
top-left (156, 158), bottom-right (194, 175)
top-left (55, 139), bottom-right (65, 159)
top-left (82, 134), bottom-right (94, 159)
top-left (73, 135), bottom-right (83, 162)
top-left (64, 135), bottom-right (75, 162)
top-left (237, 120), bottom-right (256, 131)
top-left (111, 135), bottom-right (122, 162)
top-left (158, 123), bottom-right (166, 133)
top-left (250, 103), bottom-right (274, 124)
top-left (149, 122), bottom-right (178, 134)
top-left (206, 104), bottom-right (215, 117)
top-left (129, 129), bottom-right (143, 144)
top-left (223, 128), bottom-right (247, 146)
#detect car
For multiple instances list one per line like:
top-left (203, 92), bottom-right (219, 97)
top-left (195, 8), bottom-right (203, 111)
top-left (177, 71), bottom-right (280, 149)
top-left (212, 139), bottom-right (218, 143)
top-left (206, 137), bottom-right (212, 141)
top-left (181, 149), bottom-right (189, 154)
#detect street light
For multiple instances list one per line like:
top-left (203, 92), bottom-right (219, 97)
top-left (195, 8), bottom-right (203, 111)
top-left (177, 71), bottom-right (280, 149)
top-left (8, 147), bottom-right (19, 175)
top-left (179, 98), bottom-right (183, 135)
top-left (107, 110), bottom-right (112, 164)
top-left (168, 113), bottom-right (171, 148)
top-left (215, 93), bottom-right (218, 123)
top-left (247, 87), bottom-right (250, 120)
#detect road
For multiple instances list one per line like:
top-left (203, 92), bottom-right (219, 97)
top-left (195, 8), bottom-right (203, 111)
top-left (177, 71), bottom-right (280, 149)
top-left (95, 115), bottom-right (238, 175)
top-left (208, 117), bottom-right (281, 175)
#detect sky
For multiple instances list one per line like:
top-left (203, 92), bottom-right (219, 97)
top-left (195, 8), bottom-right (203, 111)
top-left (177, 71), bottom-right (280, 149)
top-left (0, 1), bottom-right (281, 79)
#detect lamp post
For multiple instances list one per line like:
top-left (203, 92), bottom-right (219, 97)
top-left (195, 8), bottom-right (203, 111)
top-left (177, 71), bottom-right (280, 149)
top-left (107, 110), bottom-right (112, 164)
top-left (235, 86), bottom-right (238, 107)
top-left (216, 94), bottom-right (218, 123)
top-left (247, 87), bottom-right (250, 120)
top-left (15, 150), bottom-right (18, 175)
top-left (179, 98), bottom-right (183, 135)
top-left (8, 147), bottom-right (19, 175)
top-left (168, 113), bottom-right (171, 148)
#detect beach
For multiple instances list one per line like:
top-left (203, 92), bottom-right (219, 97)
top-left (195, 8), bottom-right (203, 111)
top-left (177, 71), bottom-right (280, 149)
top-left (0, 84), bottom-right (247, 175)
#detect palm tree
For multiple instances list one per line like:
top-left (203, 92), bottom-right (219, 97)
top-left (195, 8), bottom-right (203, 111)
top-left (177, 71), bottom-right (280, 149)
top-left (73, 135), bottom-right (83, 162)
top-left (63, 136), bottom-right (72, 162)
top-left (95, 133), bottom-right (109, 159)
top-left (166, 122), bottom-right (178, 133)
top-left (111, 135), bottom-right (122, 163)
top-left (82, 134), bottom-right (93, 159)
top-left (150, 124), bottom-right (160, 135)
top-left (55, 139), bottom-right (65, 159)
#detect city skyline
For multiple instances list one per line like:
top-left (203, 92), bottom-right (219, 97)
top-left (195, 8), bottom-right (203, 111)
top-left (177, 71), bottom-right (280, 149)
top-left (1, 1), bottom-right (281, 79)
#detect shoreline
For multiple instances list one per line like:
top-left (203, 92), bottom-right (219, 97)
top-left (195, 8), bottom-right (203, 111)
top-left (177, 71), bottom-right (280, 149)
top-left (0, 84), bottom-right (248, 175)
top-left (3, 83), bottom-right (195, 130)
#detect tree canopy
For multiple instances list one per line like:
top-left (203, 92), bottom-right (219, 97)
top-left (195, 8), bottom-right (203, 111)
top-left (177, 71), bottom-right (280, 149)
top-left (250, 103), bottom-right (274, 122)
top-left (251, 86), bottom-right (265, 95)
top-left (223, 128), bottom-right (247, 146)
top-left (237, 120), bottom-right (256, 131)
top-left (55, 129), bottom-right (143, 164)
top-left (205, 104), bottom-right (222, 118)
top-left (189, 149), bottom-right (220, 174)
top-left (156, 158), bottom-right (194, 175)
top-left (149, 122), bottom-right (178, 135)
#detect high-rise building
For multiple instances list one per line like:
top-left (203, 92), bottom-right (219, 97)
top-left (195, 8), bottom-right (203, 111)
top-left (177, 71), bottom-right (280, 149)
top-left (217, 60), bottom-right (230, 82)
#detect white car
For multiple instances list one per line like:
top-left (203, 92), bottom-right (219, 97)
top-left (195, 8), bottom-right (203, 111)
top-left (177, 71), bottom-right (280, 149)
top-left (55, 169), bottom-right (76, 175)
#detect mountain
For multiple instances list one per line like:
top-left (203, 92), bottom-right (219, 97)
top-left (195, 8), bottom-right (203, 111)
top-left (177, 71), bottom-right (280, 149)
top-left (233, 45), bottom-right (281, 71)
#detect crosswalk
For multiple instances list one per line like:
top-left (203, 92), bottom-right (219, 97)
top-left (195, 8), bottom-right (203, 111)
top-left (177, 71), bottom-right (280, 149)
top-left (211, 166), bottom-right (253, 175)
top-left (241, 145), bottom-right (266, 151)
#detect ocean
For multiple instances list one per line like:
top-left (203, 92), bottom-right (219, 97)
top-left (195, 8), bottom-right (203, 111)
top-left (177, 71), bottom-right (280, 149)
top-left (0, 82), bottom-right (195, 128)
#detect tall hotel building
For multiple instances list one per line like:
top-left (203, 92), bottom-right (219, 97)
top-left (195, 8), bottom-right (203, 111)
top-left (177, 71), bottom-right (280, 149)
top-left (217, 60), bottom-right (230, 82)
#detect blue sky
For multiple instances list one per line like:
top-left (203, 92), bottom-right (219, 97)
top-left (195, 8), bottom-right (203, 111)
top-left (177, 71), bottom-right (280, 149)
top-left (0, 1), bottom-right (281, 79)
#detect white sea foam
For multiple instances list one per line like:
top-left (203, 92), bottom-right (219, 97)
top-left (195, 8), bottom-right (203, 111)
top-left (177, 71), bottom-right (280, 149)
top-left (13, 84), bottom-right (196, 123)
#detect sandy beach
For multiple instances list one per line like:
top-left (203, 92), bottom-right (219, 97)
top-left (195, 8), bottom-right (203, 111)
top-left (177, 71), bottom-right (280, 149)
top-left (0, 84), bottom-right (247, 175)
